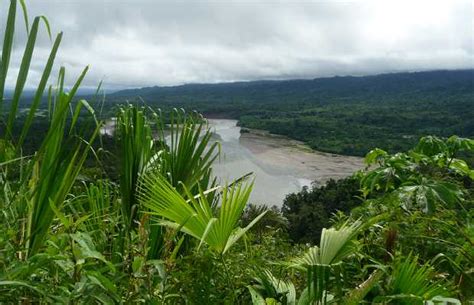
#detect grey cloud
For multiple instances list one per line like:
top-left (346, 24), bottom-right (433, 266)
top-left (1, 0), bottom-right (473, 91)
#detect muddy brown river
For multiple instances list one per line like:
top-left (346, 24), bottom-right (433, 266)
top-left (101, 118), bottom-right (364, 206)
top-left (209, 119), bottom-right (363, 207)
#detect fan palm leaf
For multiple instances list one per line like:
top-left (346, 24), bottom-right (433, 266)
top-left (248, 269), bottom-right (296, 305)
top-left (292, 220), bottom-right (362, 267)
top-left (140, 172), bottom-right (266, 255)
top-left (291, 221), bottom-right (362, 304)
top-left (377, 253), bottom-right (451, 304)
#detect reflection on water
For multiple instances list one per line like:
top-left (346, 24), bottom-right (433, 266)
top-left (209, 119), bottom-right (363, 207)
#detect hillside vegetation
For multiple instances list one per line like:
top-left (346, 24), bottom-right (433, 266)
top-left (111, 70), bottom-right (474, 156)
top-left (1, 2), bottom-right (473, 304)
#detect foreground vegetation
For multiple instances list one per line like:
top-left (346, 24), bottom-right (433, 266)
top-left (1, 2), bottom-right (473, 304)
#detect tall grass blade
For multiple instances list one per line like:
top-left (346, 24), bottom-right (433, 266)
top-left (5, 17), bottom-right (40, 141)
top-left (0, 0), bottom-right (17, 113)
top-left (25, 67), bottom-right (97, 256)
top-left (18, 0), bottom-right (29, 34)
top-left (39, 16), bottom-right (52, 41)
top-left (18, 32), bottom-right (63, 147)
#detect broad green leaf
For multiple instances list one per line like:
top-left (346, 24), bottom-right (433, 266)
top-left (365, 148), bottom-right (388, 165)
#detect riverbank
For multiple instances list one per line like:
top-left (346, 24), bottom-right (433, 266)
top-left (239, 126), bottom-right (364, 185)
top-left (209, 119), bottom-right (364, 206)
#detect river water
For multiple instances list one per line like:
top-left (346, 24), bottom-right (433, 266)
top-left (101, 118), bottom-right (364, 207)
top-left (208, 119), bottom-right (363, 207)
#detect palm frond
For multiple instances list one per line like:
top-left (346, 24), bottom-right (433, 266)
top-left (157, 109), bottom-right (219, 195)
top-left (292, 220), bottom-right (362, 267)
top-left (116, 105), bottom-right (154, 227)
top-left (140, 172), bottom-right (265, 255)
top-left (383, 253), bottom-right (450, 304)
top-left (291, 221), bottom-right (362, 304)
top-left (249, 269), bottom-right (296, 305)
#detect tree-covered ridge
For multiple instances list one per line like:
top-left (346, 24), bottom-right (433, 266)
top-left (111, 69), bottom-right (474, 156)
top-left (1, 1), bottom-right (473, 304)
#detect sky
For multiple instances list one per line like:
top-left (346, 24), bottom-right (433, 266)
top-left (2, 0), bottom-right (473, 91)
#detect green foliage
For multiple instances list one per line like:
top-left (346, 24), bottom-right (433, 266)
top-left (378, 253), bottom-right (450, 305)
top-left (290, 221), bottom-right (362, 304)
top-left (108, 69), bottom-right (474, 156)
top-left (282, 177), bottom-right (362, 244)
top-left (164, 232), bottom-right (301, 305)
top-left (158, 109), bottom-right (219, 193)
top-left (0, 0), bottom-right (17, 111)
top-left (248, 270), bottom-right (297, 305)
top-left (352, 135), bottom-right (474, 302)
top-left (141, 174), bottom-right (266, 255)
top-left (116, 105), bottom-right (154, 228)
top-left (242, 204), bottom-right (288, 238)
top-left (18, 31), bottom-right (62, 147)
top-left (25, 67), bottom-right (98, 257)
top-left (0, 0), bottom-right (98, 258)
top-left (292, 221), bottom-right (361, 267)
top-left (360, 136), bottom-right (473, 213)
top-left (0, 1), bottom-right (472, 304)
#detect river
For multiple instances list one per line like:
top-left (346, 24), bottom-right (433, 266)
top-left (101, 118), bottom-right (364, 207)
top-left (208, 119), bottom-right (363, 207)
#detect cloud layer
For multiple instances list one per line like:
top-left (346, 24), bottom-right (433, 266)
top-left (2, 0), bottom-right (473, 91)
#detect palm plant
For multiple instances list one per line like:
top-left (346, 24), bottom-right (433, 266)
top-left (248, 221), bottom-right (364, 305)
top-left (248, 269), bottom-right (297, 305)
top-left (116, 105), bottom-right (154, 228)
top-left (291, 221), bottom-right (362, 304)
top-left (375, 253), bottom-right (450, 304)
top-left (143, 109), bottom-right (221, 258)
top-left (157, 109), bottom-right (219, 194)
top-left (140, 172), bottom-right (267, 256)
top-left (115, 105), bottom-right (222, 260)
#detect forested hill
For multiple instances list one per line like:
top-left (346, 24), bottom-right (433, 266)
top-left (112, 70), bottom-right (473, 103)
top-left (111, 69), bottom-right (474, 156)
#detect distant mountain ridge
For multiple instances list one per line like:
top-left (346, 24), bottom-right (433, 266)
top-left (112, 69), bottom-right (473, 101)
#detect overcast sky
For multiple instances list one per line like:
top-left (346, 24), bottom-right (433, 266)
top-left (2, 0), bottom-right (473, 91)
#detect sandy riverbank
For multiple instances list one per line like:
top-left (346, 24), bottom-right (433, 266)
top-left (239, 129), bottom-right (364, 186)
top-left (209, 119), bottom-right (364, 206)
